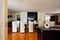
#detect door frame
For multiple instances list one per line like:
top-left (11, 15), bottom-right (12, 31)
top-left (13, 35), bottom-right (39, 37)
top-left (0, 0), bottom-right (8, 40)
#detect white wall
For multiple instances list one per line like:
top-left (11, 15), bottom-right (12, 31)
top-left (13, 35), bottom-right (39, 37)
top-left (20, 12), bottom-right (27, 24)
top-left (8, 11), bottom-right (46, 33)
top-left (20, 12), bottom-right (46, 28)
top-left (15, 12), bottom-right (20, 20)
top-left (8, 11), bottom-right (15, 22)
top-left (8, 11), bottom-right (46, 27)
top-left (45, 15), bottom-right (51, 21)
top-left (8, 11), bottom-right (21, 22)
top-left (8, 12), bottom-right (28, 33)
top-left (20, 12), bottom-right (27, 33)
top-left (38, 12), bottom-right (46, 27)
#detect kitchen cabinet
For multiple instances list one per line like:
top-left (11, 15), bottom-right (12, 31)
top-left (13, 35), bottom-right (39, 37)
top-left (43, 31), bottom-right (56, 40)
top-left (38, 27), bottom-right (60, 40)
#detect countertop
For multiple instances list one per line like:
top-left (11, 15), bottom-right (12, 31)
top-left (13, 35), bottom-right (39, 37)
top-left (39, 27), bottom-right (60, 31)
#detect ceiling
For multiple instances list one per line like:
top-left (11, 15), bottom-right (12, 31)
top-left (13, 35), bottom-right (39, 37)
top-left (8, 0), bottom-right (60, 13)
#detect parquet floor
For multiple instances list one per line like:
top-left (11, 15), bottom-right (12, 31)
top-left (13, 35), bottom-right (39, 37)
top-left (8, 32), bottom-right (38, 40)
top-left (8, 27), bottom-right (38, 40)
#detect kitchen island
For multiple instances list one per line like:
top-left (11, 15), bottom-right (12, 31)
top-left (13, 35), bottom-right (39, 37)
top-left (37, 27), bottom-right (60, 40)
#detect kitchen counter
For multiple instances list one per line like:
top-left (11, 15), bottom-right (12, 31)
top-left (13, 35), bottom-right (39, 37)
top-left (39, 27), bottom-right (60, 31)
top-left (37, 27), bottom-right (60, 40)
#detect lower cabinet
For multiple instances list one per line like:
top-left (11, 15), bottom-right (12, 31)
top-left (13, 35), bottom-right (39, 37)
top-left (37, 28), bottom-right (42, 40)
top-left (37, 28), bottom-right (60, 40)
top-left (55, 31), bottom-right (60, 40)
top-left (43, 31), bottom-right (60, 40)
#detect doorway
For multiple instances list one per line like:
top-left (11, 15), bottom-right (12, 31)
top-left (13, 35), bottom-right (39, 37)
top-left (27, 12), bottom-right (38, 32)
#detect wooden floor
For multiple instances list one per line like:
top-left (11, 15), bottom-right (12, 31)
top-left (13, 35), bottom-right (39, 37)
top-left (8, 32), bottom-right (38, 40)
top-left (8, 27), bottom-right (38, 40)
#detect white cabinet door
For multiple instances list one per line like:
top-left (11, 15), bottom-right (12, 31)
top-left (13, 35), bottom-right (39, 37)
top-left (28, 21), bottom-right (33, 32)
top-left (12, 21), bottom-right (17, 32)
